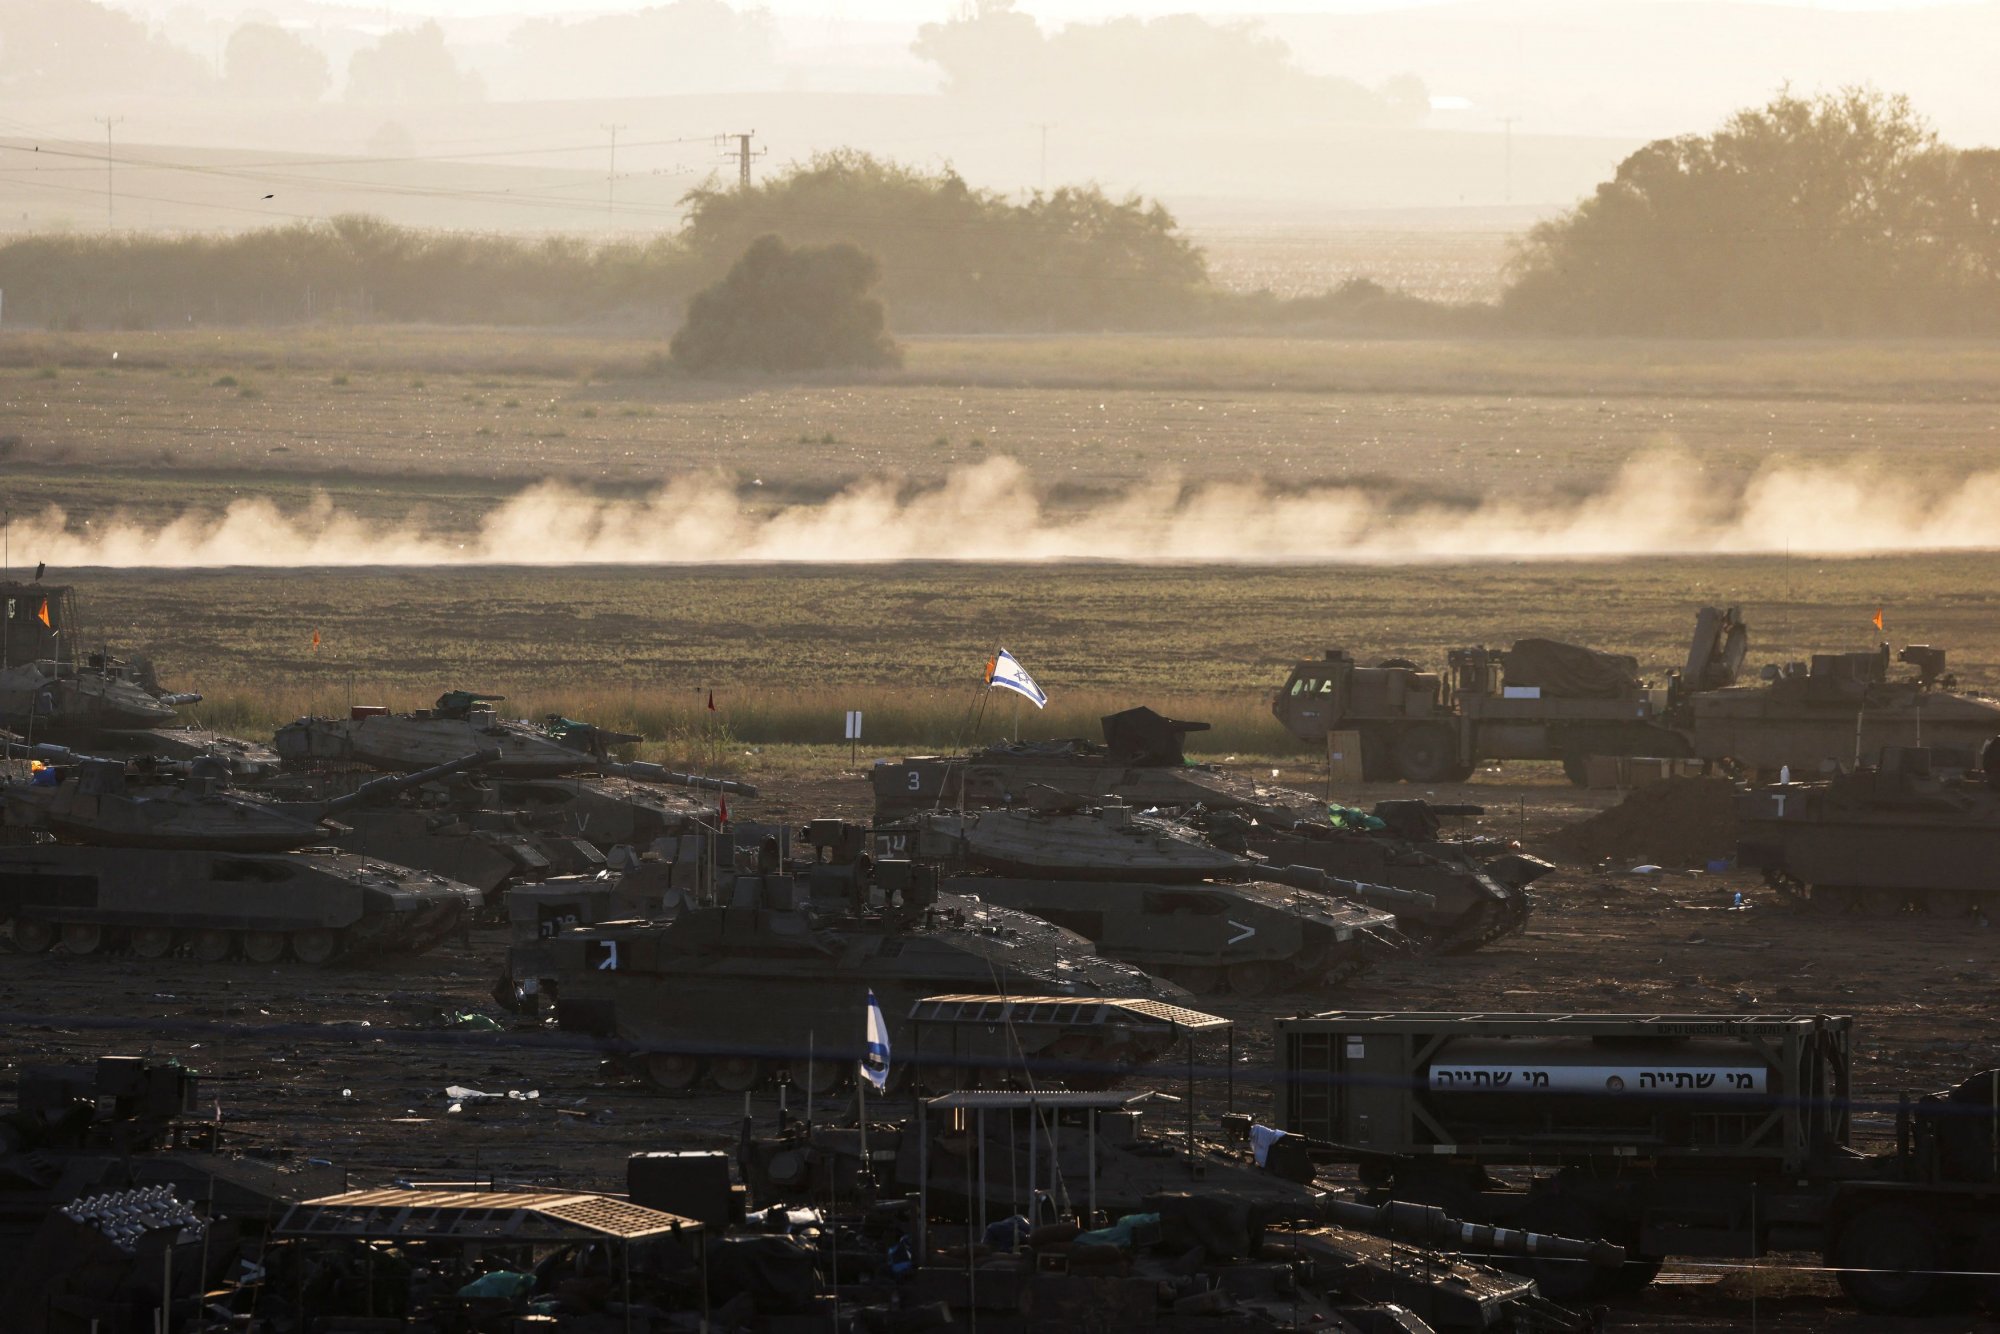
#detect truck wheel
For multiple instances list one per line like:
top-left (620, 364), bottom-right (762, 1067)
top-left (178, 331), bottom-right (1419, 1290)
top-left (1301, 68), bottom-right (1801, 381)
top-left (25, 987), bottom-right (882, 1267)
top-left (1560, 752), bottom-right (1591, 786)
top-left (1833, 1205), bottom-right (1943, 1314)
top-left (1392, 725), bottom-right (1459, 784)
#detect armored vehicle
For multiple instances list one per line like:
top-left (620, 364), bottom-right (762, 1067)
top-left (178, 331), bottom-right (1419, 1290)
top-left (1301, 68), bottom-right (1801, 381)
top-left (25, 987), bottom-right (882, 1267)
top-left (1196, 801), bottom-right (1548, 954)
top-left (0, 749), bottom-right (487, 962)
top-left (276, 691), bottom-right (758, 791)
top-left (0, 843), bottom-right (480, 962)
top-left (1737, 742), bottom-right (2000, 915)
top-left (1691, 641), bottom-right (2000, 774)
top-left (2, 746), bottom-right (488, 852)
top-left (1275, 605), bottom-right (2000, 782)
top-left (890, 805), bottom-right (1406, 996)
top-left (872, 706), bottom-right (1326, 824)
top-left (0, 582), bottom-right (196, 737)
top-left (507, 821), bottom-right (1188, 1094)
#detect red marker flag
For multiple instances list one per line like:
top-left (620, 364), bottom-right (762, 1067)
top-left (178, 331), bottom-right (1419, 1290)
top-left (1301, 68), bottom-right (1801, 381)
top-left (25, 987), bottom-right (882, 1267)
top-left (718, 791), bottom-right (729, 825)
top-left (706, 689), bottom-right (716, 712)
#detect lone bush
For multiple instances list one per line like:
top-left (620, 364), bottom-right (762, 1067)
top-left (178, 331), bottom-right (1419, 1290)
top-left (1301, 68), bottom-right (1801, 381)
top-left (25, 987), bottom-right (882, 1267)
top-left (670, 234), bottom-right (901, 374)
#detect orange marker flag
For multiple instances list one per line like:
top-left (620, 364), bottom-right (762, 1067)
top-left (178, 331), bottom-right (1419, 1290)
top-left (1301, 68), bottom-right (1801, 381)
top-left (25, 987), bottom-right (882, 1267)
top-left (1872, 608), bottom-right (1884, 632)
top-left (311, 627), bottom-right (321, 652)
top-left (35, 599), bottom-right (49, 628)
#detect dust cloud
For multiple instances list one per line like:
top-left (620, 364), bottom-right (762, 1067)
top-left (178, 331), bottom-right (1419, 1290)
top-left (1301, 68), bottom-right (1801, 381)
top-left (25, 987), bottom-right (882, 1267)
top-left (17, 450), bottom-right (2000, 568)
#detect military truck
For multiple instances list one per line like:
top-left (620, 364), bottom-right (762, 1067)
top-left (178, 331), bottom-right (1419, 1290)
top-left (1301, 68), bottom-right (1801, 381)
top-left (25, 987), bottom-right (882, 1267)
top-left (1273, 605), bottom-right (2000, 783)
top-left (1276, 1010), bottom-right (2000, 1313)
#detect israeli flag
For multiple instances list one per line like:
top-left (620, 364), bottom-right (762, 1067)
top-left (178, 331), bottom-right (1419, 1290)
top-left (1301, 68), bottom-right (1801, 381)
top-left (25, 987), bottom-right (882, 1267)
top-left (985, 647), bottom-right (1048, 709)
top-left (861, 989), bottom-right (891, 1092)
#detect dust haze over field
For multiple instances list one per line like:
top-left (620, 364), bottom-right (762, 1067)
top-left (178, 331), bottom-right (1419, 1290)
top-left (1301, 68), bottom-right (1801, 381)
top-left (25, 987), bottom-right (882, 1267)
top-left (19, 449), bottom-right (2000, 567)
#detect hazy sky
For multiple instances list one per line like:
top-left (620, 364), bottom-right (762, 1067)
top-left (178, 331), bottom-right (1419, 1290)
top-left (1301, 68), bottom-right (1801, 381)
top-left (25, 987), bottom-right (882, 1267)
top-left (113, 0), bottom-right (1982, 16)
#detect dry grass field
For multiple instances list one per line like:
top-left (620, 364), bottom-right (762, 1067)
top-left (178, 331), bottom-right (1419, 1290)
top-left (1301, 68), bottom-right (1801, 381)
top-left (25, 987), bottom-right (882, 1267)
top-left (4, 324), bottom-right (1998, 760)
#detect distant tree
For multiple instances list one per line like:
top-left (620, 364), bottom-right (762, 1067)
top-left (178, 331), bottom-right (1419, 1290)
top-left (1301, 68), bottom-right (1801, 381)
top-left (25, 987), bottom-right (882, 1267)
top-left (224, 22), bottom-right (331, 102)
top-left (679, 151), bottom-right (1208, 329)
top-left (505, 0), bottom-right (777, 100)
top-left (911, 4), bottom-right (1418, 123)
top-left (670, 234), bottom-right (900, 374)
top-left (345, 22), bottom-right (483, 104)
top-left (0, 0), bottom-right (211, 96)
top-left (1504, 88), bottom-right (2000, 334)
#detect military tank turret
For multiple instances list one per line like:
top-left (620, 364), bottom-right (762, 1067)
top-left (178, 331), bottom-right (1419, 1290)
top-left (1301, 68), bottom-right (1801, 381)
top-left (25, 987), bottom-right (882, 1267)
top-left (871, 706), bottom-right (1326, 824)
top-left (871, 705), bottom-right (1539, 952)
top-left (1738, 741), bottom-right (2000, 916)
top-left (0, 750), bottom-right (486, 963)
top-left (503, 820), bottom-right (1188, 1094)
top-left (4, 746), bottom-right (489, 852)
top-left (1195, 800), bottom-right (1549, 954)
top-left (889, 804), bottom-right (1406, 997)
top-left (276, 691), bottom-right (758, 792)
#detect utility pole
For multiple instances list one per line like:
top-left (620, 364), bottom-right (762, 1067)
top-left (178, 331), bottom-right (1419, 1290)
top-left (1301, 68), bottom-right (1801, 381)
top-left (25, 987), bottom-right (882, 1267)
top-left (718, 131), bottom-right (762, 190)
top-left (601, 123), bottom-right (626, 220)
top-left (1033, 122), bottom-right (1053, 190)
top-left (95, 115), bottom-right (124, 230)
top-left (1497, 115), bottom-right (1518, 205)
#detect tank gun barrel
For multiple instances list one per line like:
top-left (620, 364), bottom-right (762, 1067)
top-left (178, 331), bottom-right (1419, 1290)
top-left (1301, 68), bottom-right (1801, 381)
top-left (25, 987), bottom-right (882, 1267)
top-left (321, 751), bottom-right (492, 817)
top-left (599, 761), bottom-right (758, 797)
top-left (1262, 862), bottom-right (1437, 912)
top-left (1320, 1196), bottom-right (1625, 1269)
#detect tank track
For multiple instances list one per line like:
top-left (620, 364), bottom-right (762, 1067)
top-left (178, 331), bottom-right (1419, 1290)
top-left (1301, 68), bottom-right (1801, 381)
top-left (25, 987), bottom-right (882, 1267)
top-left (3, 898), bottom-right (468, 964)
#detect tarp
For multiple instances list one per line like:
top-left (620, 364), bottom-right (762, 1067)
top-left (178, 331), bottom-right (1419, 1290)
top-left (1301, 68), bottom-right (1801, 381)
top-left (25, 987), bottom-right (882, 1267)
top-left (1502, 638), bottom-right (1640, 699)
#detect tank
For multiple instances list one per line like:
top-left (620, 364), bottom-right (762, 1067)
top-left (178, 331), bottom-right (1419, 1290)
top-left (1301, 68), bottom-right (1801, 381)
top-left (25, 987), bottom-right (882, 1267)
top-left (0, 750), bottom-right (487, 962)
top-left (2, 747), bottom-right (489, 852)
top-left (0, 844), bottom-right (480, 963)
top-left (0, 582), bottom-right (197, 738)
top-left (890, 804), bottom-right (1407, 997)
top-left (503, 820), bottom-right (1189, 1094)
top-left (872, 706), bottom-right (1538, 951)
top-left (871, 706), bottom-right (1326, 825)
top-left (1736, 741), bottom-right (2000, 915)
top-left (1687, 640), bottom-right (2000, 775)
top-left (275, 691), bottom-right (758, 790)
top-left (1195, 800), bottom-right (1548, 954)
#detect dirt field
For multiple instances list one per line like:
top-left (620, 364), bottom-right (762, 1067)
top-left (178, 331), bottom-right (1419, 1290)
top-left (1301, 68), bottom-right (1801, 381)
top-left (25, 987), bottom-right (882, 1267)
top-left (2, 766), bottom-right (1994, 1330)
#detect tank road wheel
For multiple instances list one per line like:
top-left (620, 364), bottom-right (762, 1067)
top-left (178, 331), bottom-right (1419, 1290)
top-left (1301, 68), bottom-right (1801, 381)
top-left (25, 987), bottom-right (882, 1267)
top-left (289, 929), bottom-right (340, 965)
top-left (1853, 888), bottom-right (1910, 916)
top-left (60, 923), bottom-right (104, 956)
top-left (1392, 725), bottom-right (1460, 785)
top-left (11, 918), bottom-right (55, 953)
top-left (242, 931), bottom-right (287, 964)
top-left (129, 927), bottom-right (176, 960)
top-left (707, 1057), bottom-right (766, 1094)
top-left (192, 930), bottom-right (235, 963)
top-left (641, 1053), bottom-right (699, 1092)
top-left (1925, 890), bottom-right (1982, 918)
top-left (791, 1060), bottom-right (847, 1096)
top-left (1225, 961), bottom-right (1279, 997)
top-left (1559, 752), bottom-right (1592, 787)
top-left (1833, 1205), bottom-right (1944, 1314)
top-left (1161, 964), bottom-right (1221, 995)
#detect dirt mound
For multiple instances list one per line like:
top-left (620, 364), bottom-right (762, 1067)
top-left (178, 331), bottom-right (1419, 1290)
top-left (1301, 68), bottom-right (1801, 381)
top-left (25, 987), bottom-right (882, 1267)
top-left (1541, 777), bottom-right (1741, 869)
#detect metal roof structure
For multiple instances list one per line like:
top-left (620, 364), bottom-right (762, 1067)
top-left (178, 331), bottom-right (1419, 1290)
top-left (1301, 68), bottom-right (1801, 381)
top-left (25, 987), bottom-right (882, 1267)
top-left (910, 994), bottom-right (1231, 1033)
top-left (923, 1089), bottom-right (1179, 1111)
top-left (274, 1189), bottom-right (700, 1243)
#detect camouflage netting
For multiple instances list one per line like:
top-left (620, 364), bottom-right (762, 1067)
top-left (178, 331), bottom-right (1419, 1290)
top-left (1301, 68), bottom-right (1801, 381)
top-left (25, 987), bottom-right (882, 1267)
top-left (1502, 638), bottom-right (1641, 699)
top-left (1541, 778), bottom-right (1740, 869)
